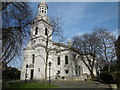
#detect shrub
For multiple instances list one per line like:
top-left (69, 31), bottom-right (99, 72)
top-left (2, 66), bottom-right (20, 80)
top-left (100, 71), bottom-right (120, 84)
top-left (111, 71), bottom-right (120, 84)
top-left (99, 71), bottom-right (115, 84)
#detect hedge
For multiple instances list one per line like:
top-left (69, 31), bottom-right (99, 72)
top-left (100, 71), bottom-right (120, 84)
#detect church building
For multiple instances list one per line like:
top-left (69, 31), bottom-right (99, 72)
top-left (20, 0), bottom-right (97, 81)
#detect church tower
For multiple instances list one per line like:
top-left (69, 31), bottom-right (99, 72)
top-left (31, 0), bottom-right (52, 45)
top-left (30, 0), bottom-right (53, 80)
top-left (20, 0), bottom-right (53, 80)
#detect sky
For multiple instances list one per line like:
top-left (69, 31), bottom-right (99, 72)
top-left (30, 2), bottom-right (118, 40)
top-left (9, 1), bottom-right (118, 68)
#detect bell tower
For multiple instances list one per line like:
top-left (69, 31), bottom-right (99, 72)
top-left (23, 0), bottom-right (53, 80)
top-left (31, 0), bottom-right (52, 43)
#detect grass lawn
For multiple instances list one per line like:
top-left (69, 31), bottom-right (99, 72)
top-left (8, 82), bottom-right (58, 88)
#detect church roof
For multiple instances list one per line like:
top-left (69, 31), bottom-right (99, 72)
top-left (24, 39), bottom-right (93, 56)
top-left (53, 41), bottom-right (93, 56)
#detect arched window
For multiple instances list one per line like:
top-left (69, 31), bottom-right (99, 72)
top-left (57, 57), bottom-right (60, 65)
top-left (79, 66), bottom-right (81, 74)
top-left (42, 10), bottom-right (44, 13)
top-left (32, 54), bottom-right (35, 64)
top-left (75, 65), bottom-right (77, 74)
top-left (45, 28), bottom-right (48, 36)
top-left (65, 55), bottom-right (68, 64)
top-left (35, 27), bottom-right (38, 35)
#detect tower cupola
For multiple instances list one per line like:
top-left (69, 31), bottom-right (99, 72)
top-left (38, 0), bottom-right (48, 16)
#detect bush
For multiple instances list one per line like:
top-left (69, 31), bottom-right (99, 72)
top-left (100, 71), bottom-right (120, 84)
top-left (2, 66), bottom-right (20, 80)
top-left (100, 71), bottom-right (115, 84)
top-left (111, 71), bottom-right (120, 84)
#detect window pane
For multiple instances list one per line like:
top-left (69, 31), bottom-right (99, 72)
top-left (45, 28), bottom-right (47, 36)
top-left (58, 70), bottom-right (60, 74)
top-left (57, 57), bottom-right (60, 65)
top-left (75, 65), bottom-right (77, 74)
top-left (35, 27), bottom-right (38, 35)
top-left (65, 70), bottom-right (69, 74)
top-left (65, 55), bottom-right (68, 64)
top-left (42, 10), bottom-right (44, 13)
top-left (38, 68), bottom-right (40, 72)
top-left (32, 54), bottom-right (35, 64)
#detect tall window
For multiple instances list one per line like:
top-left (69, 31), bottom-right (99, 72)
top-left (45, 28), bottom-right (48, 36)
top-left (35, 27), bottom-right (38, 35)
top-left (75, 65), bottom-right (77, 74)
top-left (38, 68), bottom-right (40, 72)
top-left (57, 57), bottom-right (60, 65)
top-left (65, 55), bottom-right (68, 64)
top-left (79, 66), bottom-right (80, 74)
top-left (42, 10), bottom-right (44, 13)
top-left (32, 54), bottom-right (35, 64)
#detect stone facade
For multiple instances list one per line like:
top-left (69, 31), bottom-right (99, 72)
top-left (20, 0), bottom-right (97, 81)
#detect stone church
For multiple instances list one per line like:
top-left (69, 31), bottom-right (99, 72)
top-left (20, 0), bottom-right (97, 81)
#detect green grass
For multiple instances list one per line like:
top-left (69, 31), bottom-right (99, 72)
top-left (8, 82), bottom-right (58, 88)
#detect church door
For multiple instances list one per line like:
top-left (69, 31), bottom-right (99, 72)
top-left (30, 70), bottom-right (34, 80)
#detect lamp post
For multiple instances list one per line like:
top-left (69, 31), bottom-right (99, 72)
top-left (48, 61), bottom-right (52, 83)
top-left (25, 64), bottom-right (28, 83)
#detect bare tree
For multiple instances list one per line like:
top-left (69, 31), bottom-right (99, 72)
top-left (94, 27), bottom-right (116, 72)
top-left (72, 32), bottom-right (102, 78)
top-left (115, 36), bottom-right (120, 66)
top-left (37, 16), bottom-right (64, 85)
top-left (1, 2), bottom-right (32, 67)
top-left (72, 27), bottom-right (117, 77)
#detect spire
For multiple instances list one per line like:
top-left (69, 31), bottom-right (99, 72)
top-left (40, 0), bottom-right (46, 5)
top-left (38, 0), bottom-right (48, 16)
top-left (42, 0), bottom-right (45, 2)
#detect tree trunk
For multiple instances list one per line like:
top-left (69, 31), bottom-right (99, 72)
top-left (44, 52), bottom-right (48, 86)
top-left (44, 38), bottom-right (49, 86)
top-left (44, 63), bottom-right (47, 86)
top-left (108, 64), bottom-right (110, 72)
top-left (90, 69), bottom-right (94, 79)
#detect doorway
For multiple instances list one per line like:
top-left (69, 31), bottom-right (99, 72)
top-left (30, 70), bottom-right (34, 80)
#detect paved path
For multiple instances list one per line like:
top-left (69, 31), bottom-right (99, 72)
top-left (51, 80), bottom-right (111, 89)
